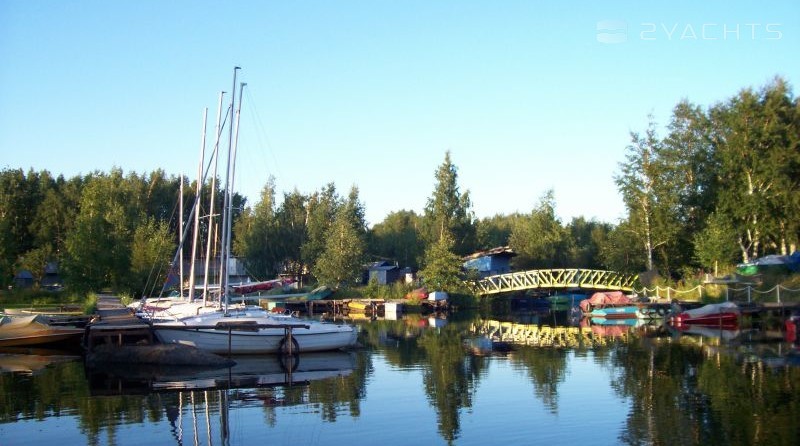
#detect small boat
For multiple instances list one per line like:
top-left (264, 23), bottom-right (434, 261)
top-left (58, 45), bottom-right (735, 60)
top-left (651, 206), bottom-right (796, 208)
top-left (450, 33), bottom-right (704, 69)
top-left (0, 315), bottom-right (85, 348)
top-left (231, 278), bottom-right (292, 295)
top-left (671, 301), bottom-right (739, 327)
top-left (588, 305), bottom-right (643, 319)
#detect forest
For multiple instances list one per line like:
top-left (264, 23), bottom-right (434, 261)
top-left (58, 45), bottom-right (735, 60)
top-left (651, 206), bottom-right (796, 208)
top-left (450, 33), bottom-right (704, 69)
top-left (0, 77), bottom-right (797, 297)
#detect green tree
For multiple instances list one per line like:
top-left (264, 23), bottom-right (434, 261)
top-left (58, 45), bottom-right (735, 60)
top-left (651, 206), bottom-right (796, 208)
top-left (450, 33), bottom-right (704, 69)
top-left (422, 151), bottom-right (477, 256)
top-left (368, 210), bottom-right (424, 269)
top-left (693, 212), bottom-right (739, 273)
top-left (475, 213), bottom-right (518, 250)
top-left (566, 217), bottom-right (610, 269)
top-left (274, 189), bottom-right (310, 280)
top-left (508, 190), bottom-right (571, 269)
top-left (302, 183), bottom-right (339, 271)
top-left (16, 245), bottom-right (53, 290)
top-left (234, 177), bottom-right (280, 279)
top-left (598, 219), bottom-right (647, 273)
top-left (709, 78), bottom-right (799, 261)
top-left (615, 118), bottom-right (681, 273)
top-left (419, 230), bottom-right (464, 293)
top-left (129, 217), bottom-right (174, 297)
top-left (313, 193), bottom-right (366, 288)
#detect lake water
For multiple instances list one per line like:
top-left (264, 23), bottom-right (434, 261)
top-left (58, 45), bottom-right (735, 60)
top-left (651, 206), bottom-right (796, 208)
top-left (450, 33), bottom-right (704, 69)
top-left (1, 312), bottom-right (799, 446)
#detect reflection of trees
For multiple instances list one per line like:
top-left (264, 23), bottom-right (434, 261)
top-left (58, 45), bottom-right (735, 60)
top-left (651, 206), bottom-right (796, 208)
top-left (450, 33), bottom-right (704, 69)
top-left (417, 322), bottom-right (482, 444)
top-left (611, 338), bottom-right (800, 445)
top-left (510, 347), bottom-right (568, 413)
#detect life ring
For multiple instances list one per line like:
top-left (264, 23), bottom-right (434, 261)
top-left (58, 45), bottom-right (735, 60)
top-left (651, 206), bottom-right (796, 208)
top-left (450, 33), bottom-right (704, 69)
top-left (278, 336), bottom-right (300, 356)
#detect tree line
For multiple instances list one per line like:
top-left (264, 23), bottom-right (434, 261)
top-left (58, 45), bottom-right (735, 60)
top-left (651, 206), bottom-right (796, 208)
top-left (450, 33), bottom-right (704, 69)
top-left (1, 77), bottom-right (797, 296)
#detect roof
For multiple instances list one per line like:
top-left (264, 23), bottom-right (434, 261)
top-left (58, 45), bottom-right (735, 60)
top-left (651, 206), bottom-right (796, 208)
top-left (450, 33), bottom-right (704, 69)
top-left (463, 246), bottom-right (516, 261)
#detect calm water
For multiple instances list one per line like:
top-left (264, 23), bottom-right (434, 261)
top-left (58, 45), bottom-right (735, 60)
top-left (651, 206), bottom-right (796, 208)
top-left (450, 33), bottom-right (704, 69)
top-left (1, 312), bottom-right (799, 446)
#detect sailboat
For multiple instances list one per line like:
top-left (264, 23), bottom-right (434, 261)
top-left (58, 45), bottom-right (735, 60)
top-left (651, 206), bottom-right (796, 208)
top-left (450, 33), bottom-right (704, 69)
top-left (152, 68), bottom-right (358, 354)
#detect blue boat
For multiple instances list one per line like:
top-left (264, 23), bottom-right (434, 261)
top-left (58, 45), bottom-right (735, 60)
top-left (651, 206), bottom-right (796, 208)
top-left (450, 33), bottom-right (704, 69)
top-left (588, 305), bottom-right (642, 319)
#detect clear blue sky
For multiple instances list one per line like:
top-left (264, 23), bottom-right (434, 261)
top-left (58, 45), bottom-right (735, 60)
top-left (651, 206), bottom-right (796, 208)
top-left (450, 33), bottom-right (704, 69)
top-left (1, 1), bottom-right (798, 226)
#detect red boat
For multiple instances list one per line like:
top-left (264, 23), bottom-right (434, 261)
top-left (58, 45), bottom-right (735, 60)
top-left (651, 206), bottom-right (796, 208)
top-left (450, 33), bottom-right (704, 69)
top-left (231, 278), bottom-right (292, 295)
top-left (671, 302), bottom-right (739, 327)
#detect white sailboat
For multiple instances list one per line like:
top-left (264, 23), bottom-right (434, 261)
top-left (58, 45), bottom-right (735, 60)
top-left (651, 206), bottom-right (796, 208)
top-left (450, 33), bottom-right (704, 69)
top-left (152, 68), bottom-right (358, 354)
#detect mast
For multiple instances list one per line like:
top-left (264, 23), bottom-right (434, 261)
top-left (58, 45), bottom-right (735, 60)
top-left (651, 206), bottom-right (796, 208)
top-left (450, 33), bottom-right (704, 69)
top-left (179, 178), bottom-right (184, 298)
top-left (203, 91), bottom-right (225, 305)
top-left (219, 66), bottom-right (240, 312)
top-left (224, 81), bottom-right (246, 297)
top-left (187, 108), bottom-right (208, 301)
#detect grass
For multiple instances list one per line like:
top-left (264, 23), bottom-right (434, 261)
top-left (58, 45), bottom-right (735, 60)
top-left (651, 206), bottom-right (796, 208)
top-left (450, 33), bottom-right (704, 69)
top-left (1, 288), bottom-right (100, 314)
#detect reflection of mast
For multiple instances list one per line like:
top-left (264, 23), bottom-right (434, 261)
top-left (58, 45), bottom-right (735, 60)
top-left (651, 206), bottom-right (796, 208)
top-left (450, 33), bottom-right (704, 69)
top-left (219, 389), bottom-right (230, 445)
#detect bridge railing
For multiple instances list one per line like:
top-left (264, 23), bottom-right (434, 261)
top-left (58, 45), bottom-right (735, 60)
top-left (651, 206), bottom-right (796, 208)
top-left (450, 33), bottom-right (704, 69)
top-left (470, 268), bottom-right (639, 295)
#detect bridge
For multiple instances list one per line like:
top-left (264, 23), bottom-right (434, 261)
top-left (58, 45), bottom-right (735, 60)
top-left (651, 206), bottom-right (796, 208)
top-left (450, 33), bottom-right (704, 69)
top-left (470, 268), bottom-right (638, 296)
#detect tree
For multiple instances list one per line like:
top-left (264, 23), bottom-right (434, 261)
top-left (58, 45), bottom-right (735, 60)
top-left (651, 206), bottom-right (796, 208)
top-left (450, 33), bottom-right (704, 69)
top-left (313, 194), bottom-right (366, 288)
top-left (422, 151), bottom-right (477, 256)
top-left (129, 217), bottom-right (174, 297)
top-left (16, 246), bottom-right (53, 290)
top-left (274, 189), bottom-right (310, 280)
top-left (368, 210), bottom-right (424, 269)
top-left (709, 78), bottom-right (799, 262)
top-left (419, 230), bottom-right (464, 293)
top-left (615, 118), bottom-right (681, 273)
top-left (508, 190), bottom-right (571, 270)
top-left (302, 183), bottom-right (339, 271)
top-left (598, 219), bottom-right (646, 273)
top-left (566, 217), bottom-right (610, 269)
top-left (661, 100), bottom-right (717, 270)
top-left (476, 214), bottom-right (519, 250)
top-left (234, 177), bottom-right (280, 279)
top-left (693, 212), bottom-right (739, 273)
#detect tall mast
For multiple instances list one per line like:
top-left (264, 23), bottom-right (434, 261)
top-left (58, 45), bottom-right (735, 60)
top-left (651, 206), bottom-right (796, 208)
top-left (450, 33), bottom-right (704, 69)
top-left (187, 107), bottom-right (208, 301)
top-left (179, 178), bottom-right (184, 299)
top-left (203, 91), bottom-right (225, 305)
top-left (224, 81), bottom-right (246, 298)
top-left (219, 66), bottom-right (240, 312)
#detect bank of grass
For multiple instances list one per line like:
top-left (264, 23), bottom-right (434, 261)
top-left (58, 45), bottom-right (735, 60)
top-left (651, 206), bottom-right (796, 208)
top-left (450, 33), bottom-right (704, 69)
top-left (0, 288), bottom-right (100, 314)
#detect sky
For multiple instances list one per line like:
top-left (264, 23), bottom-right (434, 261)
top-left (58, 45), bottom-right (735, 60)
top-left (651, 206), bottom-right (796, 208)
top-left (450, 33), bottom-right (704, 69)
top-left (1, 1), bottom-right (798, 227)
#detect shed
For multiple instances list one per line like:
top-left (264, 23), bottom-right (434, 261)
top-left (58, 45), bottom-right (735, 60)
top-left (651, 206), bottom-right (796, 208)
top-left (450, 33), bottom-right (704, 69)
top-left (363, 261), bottom-right (401, 285)
top-left (462, 246), bottom-right (516, 278)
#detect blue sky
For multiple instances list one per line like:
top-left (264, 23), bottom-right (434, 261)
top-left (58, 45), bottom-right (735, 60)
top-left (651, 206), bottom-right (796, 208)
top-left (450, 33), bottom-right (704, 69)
top-left (1, 1), bottom-right (798, 226)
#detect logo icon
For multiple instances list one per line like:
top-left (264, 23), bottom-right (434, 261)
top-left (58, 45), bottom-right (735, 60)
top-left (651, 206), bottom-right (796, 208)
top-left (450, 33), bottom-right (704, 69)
top-left (597, 20), bottom-right (628, 44)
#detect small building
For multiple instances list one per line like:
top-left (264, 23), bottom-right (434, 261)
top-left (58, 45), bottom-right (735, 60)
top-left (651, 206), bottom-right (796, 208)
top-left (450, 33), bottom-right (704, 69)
top-left (463, 246), bottom-right (516, 278)
top-left (363, 261), bottom-right (401, 285)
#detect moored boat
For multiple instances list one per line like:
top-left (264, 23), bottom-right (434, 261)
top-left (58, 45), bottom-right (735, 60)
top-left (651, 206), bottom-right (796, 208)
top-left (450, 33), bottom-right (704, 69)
top-left (670, 301), bottom-right (740, 327)
top-left (153, 308), bottom-right (358, 354)
top-left (0, 314), bottom-right (85, 348)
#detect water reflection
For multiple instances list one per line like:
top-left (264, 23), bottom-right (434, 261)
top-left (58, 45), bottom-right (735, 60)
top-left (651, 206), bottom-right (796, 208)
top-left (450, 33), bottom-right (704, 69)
top-left (1, 311), bottom-right (799, 445)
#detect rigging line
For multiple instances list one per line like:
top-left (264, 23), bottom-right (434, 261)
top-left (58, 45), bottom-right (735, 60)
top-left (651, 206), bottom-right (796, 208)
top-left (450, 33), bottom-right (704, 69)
top-left (243, 87), bottom-right (281, 180)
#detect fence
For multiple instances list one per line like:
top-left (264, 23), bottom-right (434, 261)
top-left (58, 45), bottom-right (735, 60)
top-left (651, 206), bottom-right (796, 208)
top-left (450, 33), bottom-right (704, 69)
top-left (635, 284), bottom-right (800, 304)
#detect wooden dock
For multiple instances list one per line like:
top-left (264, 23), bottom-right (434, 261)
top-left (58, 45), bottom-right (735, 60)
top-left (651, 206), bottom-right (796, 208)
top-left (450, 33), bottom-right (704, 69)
top-left (85, 294), bottom-right (153, 351)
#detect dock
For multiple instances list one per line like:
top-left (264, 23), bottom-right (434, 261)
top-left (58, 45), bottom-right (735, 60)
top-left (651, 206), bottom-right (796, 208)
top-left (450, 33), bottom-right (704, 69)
top-left (85, 294), bottom-right (153, 351)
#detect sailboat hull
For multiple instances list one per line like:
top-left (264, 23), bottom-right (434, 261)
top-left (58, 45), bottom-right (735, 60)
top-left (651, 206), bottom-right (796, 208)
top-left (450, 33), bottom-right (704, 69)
top-left (154, 317), bottom-right (357, 354)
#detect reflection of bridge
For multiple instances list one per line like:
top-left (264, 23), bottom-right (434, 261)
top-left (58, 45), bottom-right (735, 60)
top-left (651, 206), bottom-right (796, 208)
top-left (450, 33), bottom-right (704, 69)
top-left (470, 269), bottom-right (638, 295)
top-left (471, 320), bottom-right (630, 348)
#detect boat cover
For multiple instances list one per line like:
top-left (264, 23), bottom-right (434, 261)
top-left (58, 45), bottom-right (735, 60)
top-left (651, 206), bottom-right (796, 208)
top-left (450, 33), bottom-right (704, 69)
top-left (680, 301), bottom-right (739, 319)
top-left (579, 291), bottom-right (632, 313)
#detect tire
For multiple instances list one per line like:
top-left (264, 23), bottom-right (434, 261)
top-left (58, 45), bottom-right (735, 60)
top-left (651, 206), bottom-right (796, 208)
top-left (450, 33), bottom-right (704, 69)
top-left (279, 353), bottom-right (300, 372)
top-left (278, 336), bottom-right (300, 356)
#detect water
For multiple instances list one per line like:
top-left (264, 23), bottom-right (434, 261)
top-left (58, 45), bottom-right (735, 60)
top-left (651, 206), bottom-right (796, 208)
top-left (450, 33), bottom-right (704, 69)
top-left (1, 313), bottom-right (799, 446)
